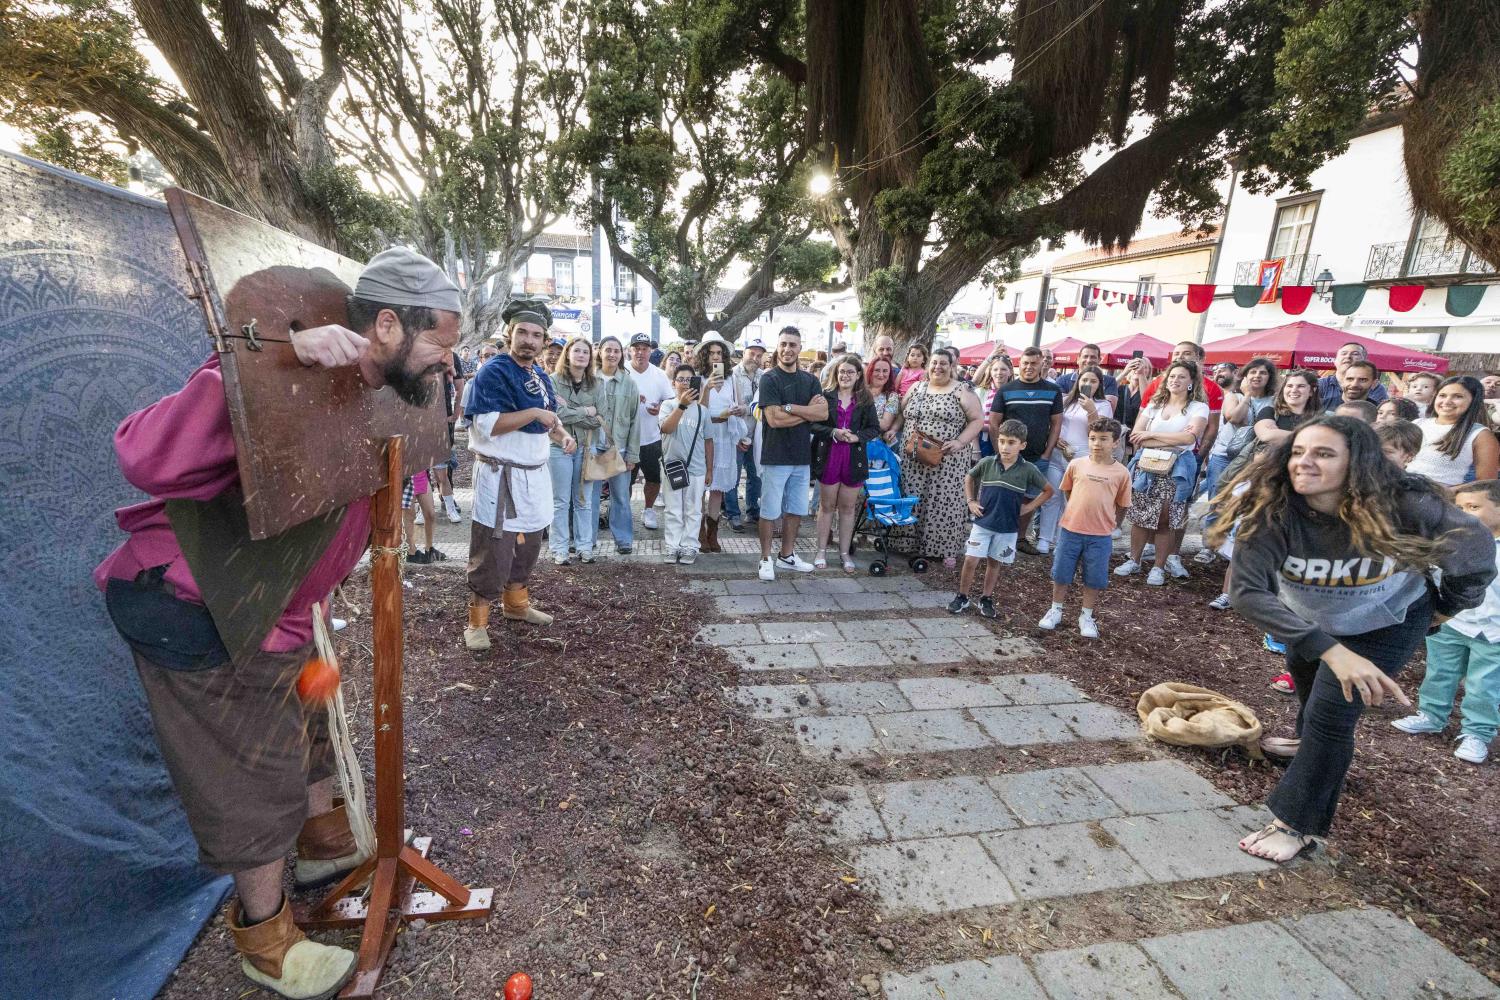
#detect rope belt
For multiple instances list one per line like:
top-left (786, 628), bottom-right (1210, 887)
top-left (474, 452), bottom-right (547, 530)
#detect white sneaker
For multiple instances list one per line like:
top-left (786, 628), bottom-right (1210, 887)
top-left (1165, 554), bottom-right (1190, 579)
top-left (1036, 539), bottom-right (1052, 555)
top-left (1114, 559), bottom-right (1141, 577)
top-left (1141, 543), bottom-right (1155, 560)
top-left (1193, 549), bottom-right (1217, 564)
top-left (679, 549), bottom-right (698, 565)
top-left (661, 551), bottom-right (679, 564)
top-left (1146, 566), bottom-right (1166, 586)
top-left (758, 558), bottom-right (776, 582)
top-left (1208, 593), bottom-right (1232, 611)
top-left (653, 495), bottom-right (665, 509)
top-left (1038, 606), bottom-right (1063, 630)
top-left (1392, 712), bottom-right (1445, 735)
top-left (1078, 614), bottom-right (1099, 640)
top-left (776, 552), bottom-right (816, 574)
top-left (443, 496), bottom-right (461, 523)
top-left (1455, 734), bottom-right (1490, 764)
top-left (642, 509), bottom-right (659, 530)
top-left (414, 508), bottom-right (425, 526)
top-left (553, 553), bottom-right (570, 566)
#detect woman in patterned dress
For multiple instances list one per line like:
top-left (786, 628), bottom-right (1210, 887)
top-left (896, 352), bottom-right (985, 566)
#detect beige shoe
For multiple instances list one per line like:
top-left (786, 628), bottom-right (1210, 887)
top-left (464, 600), bottom-right (492, 650)
top-left (228, 897), bottom-right (354, 1000)
top-left (502, 586), bottom-right (553, 626)
top-left (294, 805), bottom-right (366, 889)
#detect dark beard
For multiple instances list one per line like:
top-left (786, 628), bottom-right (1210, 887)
top-left (382, 334), bottom-right (441, 407)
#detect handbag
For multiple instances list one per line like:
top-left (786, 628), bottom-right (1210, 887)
top-left (663, 404), bottom-right (703, 490)
top-left (1137, 447), bottom-right (1176, 475)
top-left (583, 426), bottom-right (627, 482)
top-left (905, 431), bottom-right (945, 467)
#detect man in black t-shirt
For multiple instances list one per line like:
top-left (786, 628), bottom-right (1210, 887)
top-left (756, 326), bottom-right (827, 581)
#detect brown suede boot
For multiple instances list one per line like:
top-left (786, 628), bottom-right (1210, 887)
top-left (464, 599), bottom-right (492, 650)
top-left (228, 896), bottom-right (354, 1000)
top-left (502, 585), bottom-right (553, 625)
top-left (293, 805), bottom-right (366, 889)
top-left (703, 516), bottom-right (722, 553)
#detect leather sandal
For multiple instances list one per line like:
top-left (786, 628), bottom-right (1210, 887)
top-left (1269, 672), bottom-right (1296, 695)
top-left (1239, 822), bottom-right (1316, 864)
top-left (1260, 735), bottom-right (1300, 760)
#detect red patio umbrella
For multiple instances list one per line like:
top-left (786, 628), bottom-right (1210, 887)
top-left (1202, 322), bottom-right (1449, 374)
top-left (1042, 336), bottom-right (1088, 367)
top-left (1095, 333), bottom-right (1173, 368)
top-left (956, 340), bottom-right (1020, 365)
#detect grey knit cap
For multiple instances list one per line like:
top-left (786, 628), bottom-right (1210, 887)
top-left (355, 247), bottom-right (462, 312)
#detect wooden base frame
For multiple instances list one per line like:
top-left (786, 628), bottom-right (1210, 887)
top-left (293, 436), bottom-right (492, 998)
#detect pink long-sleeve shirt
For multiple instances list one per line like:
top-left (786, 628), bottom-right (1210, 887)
top-left (94, 356), bottom-right (371, 652)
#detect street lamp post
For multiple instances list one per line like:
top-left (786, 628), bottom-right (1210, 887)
top-left (1030, 267), bottom-right (1051, 347)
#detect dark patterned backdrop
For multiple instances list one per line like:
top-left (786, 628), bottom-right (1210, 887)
top-left (0, 153), bottom-right (229, 999)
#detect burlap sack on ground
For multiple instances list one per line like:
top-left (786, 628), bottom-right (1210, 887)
top-left (1136, 682), bottom-right (1263, 756)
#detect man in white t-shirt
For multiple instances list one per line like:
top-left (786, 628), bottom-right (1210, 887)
top-left (627, 332), bottom-right (675, 529)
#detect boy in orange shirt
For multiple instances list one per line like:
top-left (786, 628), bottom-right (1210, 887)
top-left (1040, 418), bottom-right (1132, 638)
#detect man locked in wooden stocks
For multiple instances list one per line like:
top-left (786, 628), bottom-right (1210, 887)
top-left (95, 247), bottom-right (461, 1000)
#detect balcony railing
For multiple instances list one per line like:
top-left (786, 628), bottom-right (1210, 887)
top-left (1233, 253), bottom-right (1320, 286)
top-left (1364, 236), bottom-right (1496, 281)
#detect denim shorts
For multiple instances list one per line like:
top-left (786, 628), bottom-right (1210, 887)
top-left (759, 463), bottom-right (810, 520)
top-left (965, 525), bottom-right (1017, 563)
top-left (1050, 527), bottom-right (1112, 590)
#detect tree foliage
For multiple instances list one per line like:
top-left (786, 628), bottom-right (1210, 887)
top-left (578, 0), bottom-right (841, 342)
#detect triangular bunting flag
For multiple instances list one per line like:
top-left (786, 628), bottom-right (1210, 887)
top-left (1445, 285), bottom-right (1486, 317)
top-left (1186, 284), bottom-right (1215, 313)
top-left (1005, 311), bottom-right (1018, 325)
top-left (1169, 292), bottom-right (1185, 304)
top-left (1044, 307), bottom-right (1057, 322)
top-left (1389, 285), bottom-right (1424, 312)
top-left (1126, 295), bottom-right (1138, 310)
top-left (1330, 284), bottom-right (1366, 316)
top-left (1062, 306), bottom-right (1077, 319)
top-left (1280, 286), bottom-right (1314, 315)
top-left (1232, 285), bottom-right (1262, 308)
top-left (1024, 310), bottom-right (1037, 323)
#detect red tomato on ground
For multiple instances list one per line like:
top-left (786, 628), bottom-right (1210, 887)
top-left (296, 657), bottom-right (340, 703)
top-left (503, 972), bottom-right (533, 1000)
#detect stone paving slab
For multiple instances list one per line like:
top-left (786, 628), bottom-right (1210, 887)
top-left (987, 673), bottom-right (1090, 705)
top-left (897, 677), bottom-right (1013, 710)
top-left (858, 576), bottom-right (932, 593)
top-left (1280, 908), bottom-right (1500, 1000)
top-left (1029, 940), bottom-right (1175, 1000)
top-left (871, 776), bottom-right (1017, 839)
top-left (725, 643), bottom-right (822, 672)
top-left (1051, 701), bottom-right (1144, 741)
top-left (1103, 809), bottom-right (1275, 881)
top-left (765, 593), bottom-right (842, 614)
top-left (1082, 760), bottom-right (1235, 815)
top-left (989, 768), bottom-right (1123, 827)
top-left (835, 618), bottom-right (917, 641)
top-left (870, 709), bottom-right (994, 754)
top-left (970, 705), bottom-right (1079, 746)
top-left (883, 956), bottom-right (1048, 1000)
top-left (696, 623), bottom-right (761, 646)
top-left (713, 595), bottom-right (769, 616)
top-left (980, 822), bottom-right (1153, 900)
top-left (812, 681), bottom-right (911, 715)
top-left (818, 785), bottom-right (888, 845)
top-left (811, 640), bottom-right (891, 669)
top-left (910, 617), bottom-right (991, 638)
top-left (903, 590), bottom-right (958, 609)
top-left (794, 715), bottom-right (878, 754)
top-left (759, 621), bottom-right (842, 644)
top-left (724, 578), bottom-right (798, 595)
top-left (725, 684), bottom-right (819, 719)
top-left (854, 836), bottom-right (1017, 915)
top-left (793, 577), bottom-right (868, 595)
top-left (879, 637), bottom-right (970, 665)
top-left (835, 592), bottom-right (911, 612)
top-left (1141, 920), bottom-right (1361, 1000)
top-left (683, 580), bottom-right (728, 595)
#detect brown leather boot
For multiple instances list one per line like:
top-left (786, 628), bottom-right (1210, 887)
top-left (228, 896), bottom-right (354, 1000)
top-left (703, 516), bottom-right (722, 553)
top-left (502, 586), bottom-right (553, 625)
top-left (464, 599), bottom-right (491, 650)
top-left (294, 805), bottom-right (365, 889)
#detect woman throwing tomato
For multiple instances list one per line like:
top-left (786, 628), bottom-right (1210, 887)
top-left (1209, 416), bottom-right (1493, 863)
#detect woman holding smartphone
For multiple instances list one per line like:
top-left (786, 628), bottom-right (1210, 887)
top-left (698, 335), bottom-right (741, 553)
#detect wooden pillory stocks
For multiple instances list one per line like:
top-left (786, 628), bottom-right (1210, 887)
top-left (164, 189), bottom-right (493, 998)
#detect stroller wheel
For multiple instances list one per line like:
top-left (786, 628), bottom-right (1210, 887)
top-left (910, 557), bottom-right (929, 574)
top-left (873, 537), bottom-right (887, 553)
top-left (869, 561), bottom-right (887, 577)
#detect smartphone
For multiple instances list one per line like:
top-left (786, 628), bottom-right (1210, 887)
top-left (1131, 349), bottom-right (1144, 359)
top-left (713, 362), bottom-right (724, 378)
top-left (686, 374), bottom-right (703, 393)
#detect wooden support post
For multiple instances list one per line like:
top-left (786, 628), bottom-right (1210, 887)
top-left (295, 435), bottom-right (493, 998)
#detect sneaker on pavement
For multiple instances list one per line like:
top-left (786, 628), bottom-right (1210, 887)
top-left (679, 549), bottom-right (698, 565)
top-left (1078, 614), bottom-right (1099, 640)
top-left (661, 551), bottom-right (679, 564)
top-left (1455, 733), bottom-right (1490, 764)
top-left (1037, 606), bottom-right (1063, 630)
top-left (1114, 559), bottom-right (1141, 577)
top-left (947, 594), bottom-right (972, 615)
top-left (776, 553), bottom-right (815, 574)
top-left (1193, 549), bottom-right (1217, 565)
top-left (406, 549), bottom-right (429, 564)
top-left (413, 508), bottom-right (424, 526)
top-left (1164, 554), bottom-right (1190, 579)
top-left (616, 545), bottom-right (633, 555)
top-left (1146, 566), bottom-right (1166, 586)
top-left (978, 596), bottom-right (997, 619)
top-left (1141, 543), bottom-right (1155, 560)
top-left (1208, 592), bottom-right (1232, 611)
top-left (443, 496), bottom-right (461, 523)
top-left (642, 509), bottom-right (659, 530)
top-left (1392, 712), bottom-right (1445, 735)
top-left (757, 558), bottom-right (776, 582)
top-left (729, 515), bottom-right (745, 532)
top-left (1016, 539), bottom-right (1041, 556)
top-left (1036, 539), bottom-right (1052, 555)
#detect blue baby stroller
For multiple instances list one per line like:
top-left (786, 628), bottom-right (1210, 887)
top-left (860, 439), bottom-right (927, 577)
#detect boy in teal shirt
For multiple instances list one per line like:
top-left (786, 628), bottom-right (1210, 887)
top-left (949, 419), bottom-right (1052, 616)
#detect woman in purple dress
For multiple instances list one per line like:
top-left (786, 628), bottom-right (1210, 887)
top-left (812, 355), bottom-right (881, 572)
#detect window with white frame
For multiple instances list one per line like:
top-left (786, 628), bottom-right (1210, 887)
top-left (615, 263), bottom-right (637, 304)
top-left (1133, 275), bottom-right (1154, 319)
top-left (554, 257), bottom-right (574, 297)
top-left (1269, 199), bottom-right (1317, 260)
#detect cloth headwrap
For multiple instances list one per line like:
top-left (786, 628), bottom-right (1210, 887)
top-left (355, 248), bottom-right (462, 312)
top-left (502, 296), bottom-right (553, 330)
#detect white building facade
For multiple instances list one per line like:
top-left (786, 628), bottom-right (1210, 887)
top-left (1202, 115), bottom-right (1499, 353)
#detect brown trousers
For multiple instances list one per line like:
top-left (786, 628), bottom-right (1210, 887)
top-left (466, 520), bottom-right (543, 601)
top-left (133, 644), bottom-right (332, 873)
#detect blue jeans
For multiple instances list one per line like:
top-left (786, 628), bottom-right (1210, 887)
top-left (1420, 623), bottom-right (1500, 743)
top-left (548, 444), bottom-right (595, 557)
top-left (1199, 452), bottom-right (1233, 530)
top-left (1051, 528), bottom-right (1112, 590)
top-left (725, 447), bottom-right (760, 519)
top-left (589, 468), bottom-right (634, 549)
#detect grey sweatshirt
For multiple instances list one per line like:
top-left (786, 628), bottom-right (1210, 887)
top-left (1230, 481), bottom-right (1496, 661)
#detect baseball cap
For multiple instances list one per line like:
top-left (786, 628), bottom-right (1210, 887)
top-left (745, 337), bottom-right (766, 350)
top-left (549, 335), bottom-right (567, 347)
top-left (629, 332), bottom-right (653, 347)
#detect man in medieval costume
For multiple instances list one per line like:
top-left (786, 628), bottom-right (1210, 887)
top-left (95, 248), bottom-right (462, 1000)
top-left (463, 297), bottom-right (575, 649)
